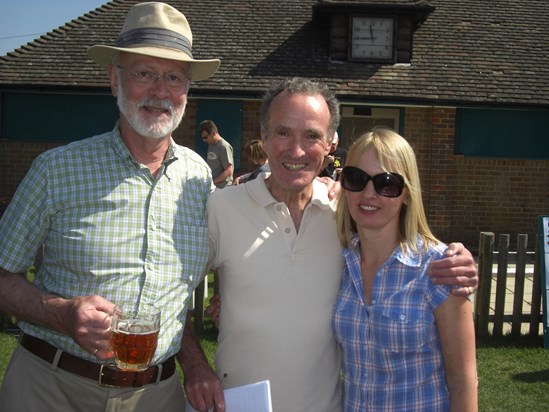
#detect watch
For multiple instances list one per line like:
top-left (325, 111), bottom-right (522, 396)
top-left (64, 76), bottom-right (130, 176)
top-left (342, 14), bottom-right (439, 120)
top-left (350, 16), bottom-right (395, 62)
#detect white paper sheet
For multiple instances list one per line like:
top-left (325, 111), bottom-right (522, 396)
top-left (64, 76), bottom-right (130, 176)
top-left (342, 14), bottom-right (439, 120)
top-left (185, 380), bottom-right (272, 412)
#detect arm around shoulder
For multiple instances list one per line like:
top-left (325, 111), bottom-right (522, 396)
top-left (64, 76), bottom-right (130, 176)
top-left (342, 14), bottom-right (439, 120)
top-left (429, 242), bottom-right (478, 296)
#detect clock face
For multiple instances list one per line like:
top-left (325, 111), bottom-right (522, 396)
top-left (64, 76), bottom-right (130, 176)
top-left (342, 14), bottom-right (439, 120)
top-left (350, 16), bottom-right (395, 62)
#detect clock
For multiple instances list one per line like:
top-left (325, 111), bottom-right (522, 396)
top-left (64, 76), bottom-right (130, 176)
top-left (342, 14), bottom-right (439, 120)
top-left (350, 16), bottom-right (395, 62)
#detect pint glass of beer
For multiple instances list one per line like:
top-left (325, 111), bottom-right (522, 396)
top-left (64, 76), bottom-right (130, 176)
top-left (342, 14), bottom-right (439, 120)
top-left (111, 303), bottom-right (161, 371)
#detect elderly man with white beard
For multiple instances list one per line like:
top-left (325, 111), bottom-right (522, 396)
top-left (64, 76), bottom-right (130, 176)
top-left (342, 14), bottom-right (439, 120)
top-left (0, 3), bottom-right (221, 411)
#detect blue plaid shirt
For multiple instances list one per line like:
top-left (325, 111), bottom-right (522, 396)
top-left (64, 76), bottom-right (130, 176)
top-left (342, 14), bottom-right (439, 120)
top-left (333, 235), bottom-right (452, 411)
top-left (0, 124), bottom-right (212, 363)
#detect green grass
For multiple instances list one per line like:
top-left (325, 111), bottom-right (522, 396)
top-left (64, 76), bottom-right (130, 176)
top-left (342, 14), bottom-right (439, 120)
top-left (476, 336), bottom-right (549, 411)
top-left (0, 331), bottom-right (18, 383)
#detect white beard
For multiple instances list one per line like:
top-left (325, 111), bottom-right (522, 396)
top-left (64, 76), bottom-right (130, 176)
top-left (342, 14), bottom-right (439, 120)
top-left (117, 81), bottom-right (186, 140)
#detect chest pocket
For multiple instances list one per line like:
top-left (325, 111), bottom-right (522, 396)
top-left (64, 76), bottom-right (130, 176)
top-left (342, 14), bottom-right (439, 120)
top-left (370, 301), bottom-right (437, 353)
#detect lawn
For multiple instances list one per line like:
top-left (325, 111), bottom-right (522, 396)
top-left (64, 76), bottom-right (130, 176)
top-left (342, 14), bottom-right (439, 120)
top-left (475, 335), bottom-right (549, 411)
top-left (1, 328), bottom-right (547, 410)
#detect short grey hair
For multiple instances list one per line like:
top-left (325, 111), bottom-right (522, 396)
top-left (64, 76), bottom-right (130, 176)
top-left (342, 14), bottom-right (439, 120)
top-left (259, 77), bottom-right (341, 140)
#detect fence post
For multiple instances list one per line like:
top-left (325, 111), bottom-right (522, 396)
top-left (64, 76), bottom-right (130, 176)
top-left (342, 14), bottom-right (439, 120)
top-left (193, 278), bottom-right (205, 335)
top-left (511, 234), bottom-right (528, 336)
top-left (493, 234), bottom-right (510, 337)
top-left (529, 240), bottom-right (542, 336)
top-left (476, 232), bottom-right (494, 338)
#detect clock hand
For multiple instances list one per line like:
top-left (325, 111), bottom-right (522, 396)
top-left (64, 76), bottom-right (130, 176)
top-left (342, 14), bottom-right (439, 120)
top-left (370, 23), bottom-right (374, 42)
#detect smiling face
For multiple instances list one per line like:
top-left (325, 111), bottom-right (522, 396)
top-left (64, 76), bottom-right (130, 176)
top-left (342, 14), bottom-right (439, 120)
top-left (110, 53), bottom-right (191, 140)
top-left (261, 91), bottom-right (331, 199)
top-left (345, 148), bottom-right (408, 238)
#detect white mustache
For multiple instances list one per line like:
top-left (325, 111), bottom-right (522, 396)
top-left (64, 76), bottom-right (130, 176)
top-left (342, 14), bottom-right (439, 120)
top-left (139, 99), bottom-right (174, 114)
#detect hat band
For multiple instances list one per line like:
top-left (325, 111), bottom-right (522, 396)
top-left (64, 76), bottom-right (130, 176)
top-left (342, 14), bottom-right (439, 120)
top-left (116, 28), bottom-right (193, 57)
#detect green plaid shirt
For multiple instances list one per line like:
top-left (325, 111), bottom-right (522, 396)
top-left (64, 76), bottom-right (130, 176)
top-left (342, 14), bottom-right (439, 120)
top-left (0, 124), bottom-right (212, 363)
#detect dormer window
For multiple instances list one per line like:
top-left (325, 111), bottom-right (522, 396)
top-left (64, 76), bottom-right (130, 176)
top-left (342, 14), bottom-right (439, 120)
top-left (349, 15), bottom-right (396, 63)
top-left (313, 1), bottom-right (434, 65)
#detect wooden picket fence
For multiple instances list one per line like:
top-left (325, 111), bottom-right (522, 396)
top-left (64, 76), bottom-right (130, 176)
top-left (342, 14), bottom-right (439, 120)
top-left (474, 232), bottom-right (543, 338)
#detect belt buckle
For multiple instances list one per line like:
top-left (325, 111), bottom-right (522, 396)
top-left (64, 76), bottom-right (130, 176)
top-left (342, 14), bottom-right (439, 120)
top-left (155, 363), bottom-right (163, 385)
top-left (98, 363), bottom-right (120, 388)
top-left (98, 363), bottom-right (163, 387)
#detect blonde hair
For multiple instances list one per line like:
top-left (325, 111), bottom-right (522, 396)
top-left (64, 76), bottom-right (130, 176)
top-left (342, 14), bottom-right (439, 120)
top-left (335, 127), bottom-right (440, 255)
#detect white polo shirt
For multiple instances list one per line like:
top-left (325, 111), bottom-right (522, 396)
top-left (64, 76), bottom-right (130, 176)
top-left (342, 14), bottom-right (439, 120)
top-left (208, 174), bottom-right (343, 412)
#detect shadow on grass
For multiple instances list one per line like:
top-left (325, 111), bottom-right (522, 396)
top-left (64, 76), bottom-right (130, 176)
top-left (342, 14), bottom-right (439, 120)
top-left (476, 334), bottom-right (544, 349)
top-left (512, 369), bottom-right (549, 383)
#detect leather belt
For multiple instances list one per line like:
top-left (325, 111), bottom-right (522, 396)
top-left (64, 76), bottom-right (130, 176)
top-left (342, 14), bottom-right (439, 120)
top-left (20, 334), bottom-right (176, 388)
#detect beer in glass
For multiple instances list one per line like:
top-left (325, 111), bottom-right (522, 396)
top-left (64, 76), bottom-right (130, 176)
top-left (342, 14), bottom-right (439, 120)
top-left (111, 303), bottom-right (161, 371)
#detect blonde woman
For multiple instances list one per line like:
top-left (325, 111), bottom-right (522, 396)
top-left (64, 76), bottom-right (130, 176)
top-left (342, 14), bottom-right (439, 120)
top-left (333, 128), bottom-right (477, 411)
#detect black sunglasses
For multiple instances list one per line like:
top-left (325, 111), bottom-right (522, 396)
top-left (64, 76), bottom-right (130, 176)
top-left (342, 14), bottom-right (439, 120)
top-left (341, 166), bottom-right (405, 198)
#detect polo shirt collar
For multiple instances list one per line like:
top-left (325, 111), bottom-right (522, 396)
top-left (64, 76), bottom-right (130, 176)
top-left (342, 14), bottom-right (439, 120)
top-left (246, 172), bottom-right (332, 211)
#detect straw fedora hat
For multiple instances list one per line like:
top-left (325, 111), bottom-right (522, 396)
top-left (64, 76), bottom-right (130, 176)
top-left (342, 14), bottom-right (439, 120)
top-left (87, 2), bottom-right (220, 81)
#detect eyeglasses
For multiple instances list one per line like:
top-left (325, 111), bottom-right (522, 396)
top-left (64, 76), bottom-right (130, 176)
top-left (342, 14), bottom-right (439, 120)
top-left (341, 166), bottom-right (405, 198)
top-left (116, 65), bottom-right (190, 90)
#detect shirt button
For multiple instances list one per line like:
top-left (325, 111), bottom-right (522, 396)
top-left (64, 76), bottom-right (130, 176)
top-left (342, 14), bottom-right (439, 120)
top-left (276, 205), bottom-right (282, 211)
top-left (285, 228), bottom-right (291, 234)
top-left (400, 314), bottom-right (406, 321)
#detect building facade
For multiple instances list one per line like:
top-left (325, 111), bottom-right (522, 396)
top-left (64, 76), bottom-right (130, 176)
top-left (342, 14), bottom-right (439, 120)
top-left (1, 0), bottom-right (548, 251)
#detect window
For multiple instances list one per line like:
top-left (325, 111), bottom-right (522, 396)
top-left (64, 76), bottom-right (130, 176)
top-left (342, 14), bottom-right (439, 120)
top-left (340, 106), bottom-right (401, 148)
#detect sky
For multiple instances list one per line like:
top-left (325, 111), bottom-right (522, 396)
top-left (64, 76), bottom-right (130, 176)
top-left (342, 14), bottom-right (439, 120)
top-left (0, 1), bottom-right (108, 56)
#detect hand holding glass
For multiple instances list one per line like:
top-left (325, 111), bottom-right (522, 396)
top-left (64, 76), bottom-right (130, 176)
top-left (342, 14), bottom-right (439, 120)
top-left (111, 303), bottom-right (161, 371)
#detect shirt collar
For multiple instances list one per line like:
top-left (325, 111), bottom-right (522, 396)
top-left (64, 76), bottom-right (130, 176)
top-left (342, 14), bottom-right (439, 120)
top-left (246, 172), bottom-right (333, 212)
top-left (110, 121), bottom-right (179, 166)
top-left (111, 122), bottom-right (132, 162)
top-left (349, 234), bottom-right (423, 268)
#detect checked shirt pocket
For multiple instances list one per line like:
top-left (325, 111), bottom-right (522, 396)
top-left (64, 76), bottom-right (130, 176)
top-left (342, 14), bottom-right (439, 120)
top-left (370, 303), bottom-right (437, 353)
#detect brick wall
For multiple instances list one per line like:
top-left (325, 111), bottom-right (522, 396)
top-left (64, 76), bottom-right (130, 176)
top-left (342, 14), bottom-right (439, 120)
top-left (230, 100), bottom-right (262, 174)
top-left (404, 107), bottom-right (548, 251)
top-left (172, 99), bottom-right (197, 148)
top-left (451, 156), bottom-right (548, 251)
top-left (0, 140), bottom-right (63, 209)
top-left (1, 103), bottom-right (547, 251)
top-left (405, 107), bottom-right (456, 242)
